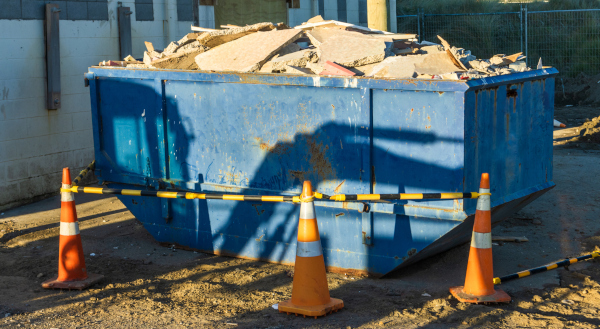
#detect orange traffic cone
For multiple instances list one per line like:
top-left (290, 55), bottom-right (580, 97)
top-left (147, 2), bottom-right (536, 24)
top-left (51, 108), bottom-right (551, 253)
top-left (42, 168), bottom-right (103, 290)
top-left (278, 181), bottom-right (344, 318)
top-left (449, 173), bottom-right (511, 303)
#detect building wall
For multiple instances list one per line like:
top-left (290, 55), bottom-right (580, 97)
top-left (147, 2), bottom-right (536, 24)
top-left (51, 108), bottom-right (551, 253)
top-left (0, 0), bottom-right (192, 211)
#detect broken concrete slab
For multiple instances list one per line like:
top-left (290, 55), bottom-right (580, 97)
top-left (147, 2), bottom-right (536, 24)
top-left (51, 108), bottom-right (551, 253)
top-left (419, 45), bottom-right (445, 54)
top-left (368, 55), bottom-right (426, 78)
top-left (307, 15), bottom-right (325, 24)
top-left (176, 41), bottom-right (203, 54)
top-left (196, 22), bottom-right (276, 48)
top-left (278, 43), bottom-right (302, 56)
top-left (285, 65), bottom-right (313, 75)
top-left (353, 62), bottom-right (379, 76)
top-left (437, 35), bottom-right (468, 71)
top-left (509, 60), bottom-right (527, 72)
top-left (195, 29), bottom-right (302, 73)
top-left (126, 63), bottom-right (149, 69)
top-left (319, 35), bottom-right (386, 67)
top-left (259, 60), bottom-right (275, 73)
top-left (144, 41), bottom-right (154, 52)
top-left (306, 62), bottom-right (324, 74)
top-left (414, 52), bottom-right (465, 76)
top-left (162, 41), bottom-right (180, 56)
top-left (307, 28), bottom-right (371, 46)
top-left (271, 49), bottom-right (317, 71)
top-left (178, 33), bottom-right (199, 47)
top-left (152, 47), bottom-right (207, 70)
top-left (143, 51), bottom-right (161, 66)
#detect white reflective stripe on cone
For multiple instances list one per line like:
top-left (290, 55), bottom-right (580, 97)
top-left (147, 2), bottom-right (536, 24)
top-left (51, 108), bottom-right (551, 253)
top-left (299, 201), bottom-right (315, 220)
top-left (470, 231), bottom-right (492, 249)
top-left (476, 188), bottom-right (490, 211)
top-left (61, 183), bottom-right (74, 202)
top-left (60, 222), bottom-right (80, 236)
top-left (296, 241), bottom-right (323, 257)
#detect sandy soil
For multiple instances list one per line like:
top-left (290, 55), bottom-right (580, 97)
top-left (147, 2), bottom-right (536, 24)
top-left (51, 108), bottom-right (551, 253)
top-left (2, 110), bottom-right (600, 328)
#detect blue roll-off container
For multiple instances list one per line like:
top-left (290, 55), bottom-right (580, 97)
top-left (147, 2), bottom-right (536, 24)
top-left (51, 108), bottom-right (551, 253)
top-left (85, 67), bottom-right (557, 276)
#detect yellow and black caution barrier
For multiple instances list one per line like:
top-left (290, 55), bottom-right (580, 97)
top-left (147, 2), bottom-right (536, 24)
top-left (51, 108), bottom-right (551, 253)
top-left (315, 192), bottom-right (482, 201)
top-left (72, 161), bottom-right (96, 186)
top-left (62, 186), bottom-right (302, 203)
top-left (61, 186), bottom-right (485, 204)
top-left (493, 251), bottom-right (600, 285)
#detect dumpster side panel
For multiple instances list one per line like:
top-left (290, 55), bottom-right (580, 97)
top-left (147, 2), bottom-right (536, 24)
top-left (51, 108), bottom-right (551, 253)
top-left (464, 77), bottom-right (554, 214)
top-left (95, 78), bottom-right (163, 181)
top-left (371, 89), bottom-right (465, 215)
top-left (163, 81), bottom-right (370, 196)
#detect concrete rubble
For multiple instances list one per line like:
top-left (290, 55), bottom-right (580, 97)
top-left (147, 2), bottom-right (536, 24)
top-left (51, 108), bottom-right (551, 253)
top-left (110, 16), bottom-right (537, 80)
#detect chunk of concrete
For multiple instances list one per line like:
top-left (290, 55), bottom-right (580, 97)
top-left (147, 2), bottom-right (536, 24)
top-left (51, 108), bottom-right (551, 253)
top-left (144, 41), bottom-right (154, 52)
top-left (414, 52), bottom-right (464, 76)
top-left (278, 43), bottom-right (302, 56)
top-left (271, 49), bottom-right (317, 71)
top-left (319, 36), bottom-right (386, 67)
top-left (143, 51), bottom-right (161, 66)
top-left (152, 47), bottom-right (207, 70)
top-left (306, 62), bottom-right (324, 74)
top-left (176, 41), bottom-right (203, 54)
top-left (195, 29), bottom-right (303, 73)
top-left (162, 41), bottom-right (179, 56)
top-left (285, 65), bottom-right (313, 75)
top-left (196, 22), bottom-right (276, 48)
top-left (368, 55), bottom-right (426, 78)
top-left (307, 28), bottom-right (370, 46)
top-left (307, 15), bottom-right (325, 24)
top-left (178, 33), bottom-right (199, 47)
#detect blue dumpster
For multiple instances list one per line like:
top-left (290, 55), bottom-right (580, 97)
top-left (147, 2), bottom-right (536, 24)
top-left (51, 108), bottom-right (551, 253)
top-left (85, 67), bottom-right (557, 276)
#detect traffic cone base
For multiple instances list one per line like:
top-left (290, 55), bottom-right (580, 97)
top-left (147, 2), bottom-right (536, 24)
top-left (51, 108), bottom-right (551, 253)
top-left (42, 272), bottom-right (104, 290)
top-left (449, 286), bottom-right (511, 304)
top-left (278, 297), bottom-right (344, 318)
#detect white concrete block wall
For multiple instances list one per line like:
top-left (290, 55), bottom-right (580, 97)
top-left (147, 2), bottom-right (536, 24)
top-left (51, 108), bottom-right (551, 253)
top-left (198, 5), bottom-right (215, 29)
top-left (323, 0), bottom-right (338, 20)
top-left (346, 0), bottom-right (360, 24)
top-left (0, 0), bottom-right (186, 210)
top-left (288, 0), bottom-right (314, 27)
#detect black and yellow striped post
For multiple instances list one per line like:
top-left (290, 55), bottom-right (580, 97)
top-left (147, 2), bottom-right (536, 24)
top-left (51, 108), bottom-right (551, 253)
top-left (315, 192), bottom-right (481, 202)
top-left (71, 161), bottom-right (96, 186)
top-left (493, 251), bottom-right (600, 285)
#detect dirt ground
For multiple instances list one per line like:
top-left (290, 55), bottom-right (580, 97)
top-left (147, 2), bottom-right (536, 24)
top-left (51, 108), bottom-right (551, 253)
top-left (1, 107), bottom-right (600, 328)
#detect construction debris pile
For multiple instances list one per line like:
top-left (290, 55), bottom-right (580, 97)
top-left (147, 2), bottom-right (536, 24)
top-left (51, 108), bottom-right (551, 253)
top-left (104, 16), bottom-right (533, 80)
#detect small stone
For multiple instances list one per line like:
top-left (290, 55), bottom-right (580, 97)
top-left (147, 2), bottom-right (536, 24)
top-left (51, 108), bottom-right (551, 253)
top-left (532, 219), bottom-right (542, 225)
top-left (36, 273), bottom-right (44, 278)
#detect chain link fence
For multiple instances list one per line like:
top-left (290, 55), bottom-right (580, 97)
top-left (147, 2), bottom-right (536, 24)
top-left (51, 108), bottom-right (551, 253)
top-left (398, 6), bottom-right (600, 79)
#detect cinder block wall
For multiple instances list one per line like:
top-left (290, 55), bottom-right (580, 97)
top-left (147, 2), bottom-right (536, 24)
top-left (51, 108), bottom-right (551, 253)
top-left (0, 0), bottom-right (193, 211)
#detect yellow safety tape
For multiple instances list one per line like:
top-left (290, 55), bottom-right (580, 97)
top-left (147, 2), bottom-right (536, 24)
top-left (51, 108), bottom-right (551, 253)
top-left (547, 264), bottom-right (558, 270)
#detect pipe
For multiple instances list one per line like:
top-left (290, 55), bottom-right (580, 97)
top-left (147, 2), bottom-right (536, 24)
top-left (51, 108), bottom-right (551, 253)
top-left (367, 0), bottom-right (387, 31)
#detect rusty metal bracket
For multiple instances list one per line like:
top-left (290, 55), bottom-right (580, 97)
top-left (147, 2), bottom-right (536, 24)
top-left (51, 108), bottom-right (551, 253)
top-left (45, 4), bottom-right (61, 110)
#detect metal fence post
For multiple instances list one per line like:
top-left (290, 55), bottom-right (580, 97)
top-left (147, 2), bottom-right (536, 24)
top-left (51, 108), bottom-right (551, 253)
top-left (524, 4), bottom-right (528, 66)
top-left (417, 8), bottom-right (422, 43)
top-left (519, 4), bottom-right (523, 54)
